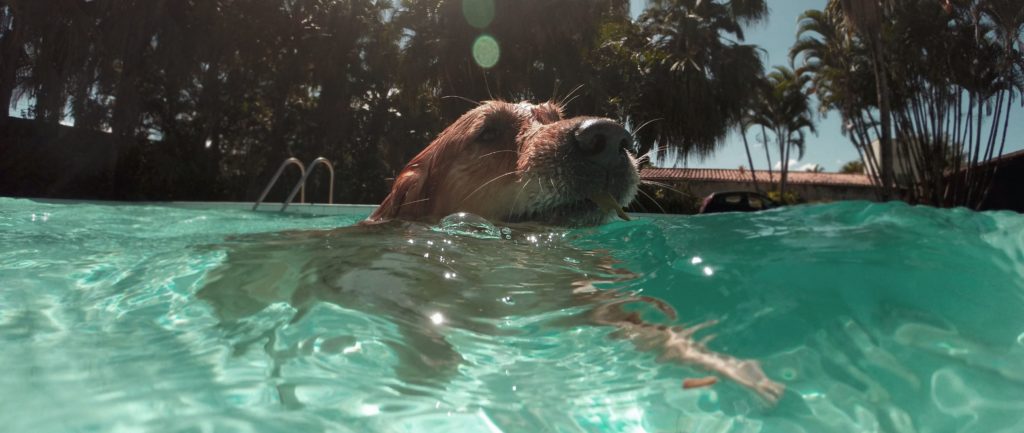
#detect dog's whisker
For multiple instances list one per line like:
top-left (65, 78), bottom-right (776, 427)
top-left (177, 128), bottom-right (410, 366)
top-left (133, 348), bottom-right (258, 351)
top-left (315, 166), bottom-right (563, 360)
top-left (476, 150), bottom-right (519, 160)
top-left (483, 72), bottom-right (495, 101)
top-left (398, 197), bottom-right (431, 208)
top-left (630, 199), bottom-right (650, 214)
top-left (459, 171), bottom-right (519, 206)
top-left (558, 84), bottom-right (586, 108)
top-left (645, 144), bottom-right (671, 157)
top-left (641, 180), bottom-right (696, 199)
top-left (507, 178), bottom-right (533, 222)
top-left (639, 144), bottom-right (673, 164)
top-left (441, 95), bottom-right (483, 107)
top-left (636, 187), bottom-right (668, 214)
top-left (561, 94), bottom-right (582, 110)
top-left (631, 118), bottom-right (663, 138)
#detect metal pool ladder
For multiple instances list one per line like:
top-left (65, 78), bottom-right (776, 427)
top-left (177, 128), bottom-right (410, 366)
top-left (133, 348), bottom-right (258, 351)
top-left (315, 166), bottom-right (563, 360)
top-left (252, 157), bottom-right (335, 211)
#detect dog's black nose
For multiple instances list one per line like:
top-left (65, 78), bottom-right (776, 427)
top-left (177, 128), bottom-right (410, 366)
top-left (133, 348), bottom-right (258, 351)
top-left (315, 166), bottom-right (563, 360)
top-left (574, 119), bottom-right (631, 168)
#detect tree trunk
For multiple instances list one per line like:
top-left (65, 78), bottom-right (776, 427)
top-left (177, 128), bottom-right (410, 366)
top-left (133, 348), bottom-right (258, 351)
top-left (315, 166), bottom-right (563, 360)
top-left (839, 0), bottom-right (893, 200)
top-left (778, 132), bottom-right (789, 198)
top-left (740, 126), bottom-right (760, 193)
top-left (0, 3), bottom-right (24, 125)
top-left (871, 38), bottom-right (894, 201)
top-left (761, 124), bottom-right (774, 184)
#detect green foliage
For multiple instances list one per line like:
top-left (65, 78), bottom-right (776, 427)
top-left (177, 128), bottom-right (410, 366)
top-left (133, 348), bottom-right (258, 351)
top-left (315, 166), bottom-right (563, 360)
top-left (627, 0), bottom-right (768, 160)
top-left (0, 0), bottom-right (769, 203)
top-left (747, 66), bottom-right (816, 197)
top-left (766, 189), bottom-right (802, 205)
top-left (792, 0), bottom-right (1024, 208)
top-left (840, 160), bottom-right (865, 174)
top-left (628, 184), bottom-right (702, 214)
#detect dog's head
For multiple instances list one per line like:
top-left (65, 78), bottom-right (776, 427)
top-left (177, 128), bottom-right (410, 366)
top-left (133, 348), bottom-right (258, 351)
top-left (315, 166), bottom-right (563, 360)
top-left (367, 101), bottom-right (639, 226)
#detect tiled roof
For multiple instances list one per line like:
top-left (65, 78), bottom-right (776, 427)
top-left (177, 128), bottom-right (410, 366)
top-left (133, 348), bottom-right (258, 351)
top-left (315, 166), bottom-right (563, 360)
top-left (640, 167), bottom-right (875, 187)
top-left (972, 148), bottom-right (1024, 168)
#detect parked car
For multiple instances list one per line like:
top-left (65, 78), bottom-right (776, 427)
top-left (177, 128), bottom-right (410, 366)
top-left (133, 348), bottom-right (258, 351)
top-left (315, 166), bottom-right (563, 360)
top-left (698, 191), bottom-right (777, 214)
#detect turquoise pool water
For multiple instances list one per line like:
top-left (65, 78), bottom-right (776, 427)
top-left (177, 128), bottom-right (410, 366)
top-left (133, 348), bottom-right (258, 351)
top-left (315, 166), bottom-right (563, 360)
top-left (1, 197), bottom-right (1022, 433)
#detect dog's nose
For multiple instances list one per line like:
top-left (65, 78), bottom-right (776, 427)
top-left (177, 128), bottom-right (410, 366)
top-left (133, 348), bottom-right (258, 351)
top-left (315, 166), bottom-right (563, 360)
top-left (574, 119), bottom-right (632, 168)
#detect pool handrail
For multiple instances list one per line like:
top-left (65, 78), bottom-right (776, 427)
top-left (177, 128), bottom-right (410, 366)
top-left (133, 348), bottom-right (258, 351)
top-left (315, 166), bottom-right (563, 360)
top-left (253, 157), bottom-right (306, 211)
top-left (281, 157), bottom-right (334, 212)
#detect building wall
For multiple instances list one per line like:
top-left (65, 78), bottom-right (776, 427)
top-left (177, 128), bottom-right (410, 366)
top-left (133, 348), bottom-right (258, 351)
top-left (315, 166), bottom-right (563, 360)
top-left (788, 183), bottom-right (877, 202)
top-left (979, 155), bottom-right (1024, 212)
top-left (865, 139), bottom-right (926, 185)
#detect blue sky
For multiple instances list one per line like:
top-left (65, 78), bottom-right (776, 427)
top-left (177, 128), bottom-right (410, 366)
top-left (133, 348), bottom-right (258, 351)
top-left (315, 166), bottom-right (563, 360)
top-left (693, 0), bottom-right (859, 172)
top-left (638, 0), bottom-right (1024, 172)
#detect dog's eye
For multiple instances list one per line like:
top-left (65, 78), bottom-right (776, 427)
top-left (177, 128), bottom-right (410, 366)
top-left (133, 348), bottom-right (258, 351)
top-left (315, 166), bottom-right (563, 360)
top-left (477, 126), bottom-right (500, 142)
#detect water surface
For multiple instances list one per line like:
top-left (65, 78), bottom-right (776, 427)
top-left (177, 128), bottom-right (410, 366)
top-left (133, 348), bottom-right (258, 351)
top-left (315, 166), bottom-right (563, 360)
top-left (1, 198), bottom-right (1022, 433)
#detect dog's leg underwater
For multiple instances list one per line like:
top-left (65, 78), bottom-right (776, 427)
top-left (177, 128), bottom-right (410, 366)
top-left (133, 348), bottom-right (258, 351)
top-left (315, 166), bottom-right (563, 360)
top-left (588, 298), bottom-right (785, 404)
top-left (384, 309), bottom-right (464, 394)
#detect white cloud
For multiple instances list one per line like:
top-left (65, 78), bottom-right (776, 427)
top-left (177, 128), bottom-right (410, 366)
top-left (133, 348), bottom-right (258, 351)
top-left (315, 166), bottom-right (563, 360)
top-left (773, 160), bottom-right (823, 172)
top-left (774, 159), bottom-right (798, 169)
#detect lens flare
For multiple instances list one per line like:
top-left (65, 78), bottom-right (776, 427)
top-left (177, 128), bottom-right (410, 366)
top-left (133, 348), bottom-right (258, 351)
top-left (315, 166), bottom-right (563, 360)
top-left (462, 0), bottom-right (495, 29)
top-left (472, 35), bottom-right (500, 69)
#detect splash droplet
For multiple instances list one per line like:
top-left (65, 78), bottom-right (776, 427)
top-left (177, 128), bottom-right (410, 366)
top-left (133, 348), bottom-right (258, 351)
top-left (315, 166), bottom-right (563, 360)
top-left (437, 212), bottom-right (501, 239)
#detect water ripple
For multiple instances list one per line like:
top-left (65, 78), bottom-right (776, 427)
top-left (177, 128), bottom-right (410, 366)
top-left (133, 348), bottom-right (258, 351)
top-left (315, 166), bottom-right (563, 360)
top-left (2, 198), bottom-right (1024, 432)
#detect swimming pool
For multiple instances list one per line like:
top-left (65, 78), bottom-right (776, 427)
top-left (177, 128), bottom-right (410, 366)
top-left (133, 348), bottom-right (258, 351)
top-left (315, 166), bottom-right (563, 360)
top-left (2, 197), bottom-right (1022, 432)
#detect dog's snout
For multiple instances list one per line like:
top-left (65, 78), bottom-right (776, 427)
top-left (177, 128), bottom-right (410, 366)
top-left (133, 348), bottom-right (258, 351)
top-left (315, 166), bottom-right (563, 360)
top-left (574, 119), bottom-right (631, 167)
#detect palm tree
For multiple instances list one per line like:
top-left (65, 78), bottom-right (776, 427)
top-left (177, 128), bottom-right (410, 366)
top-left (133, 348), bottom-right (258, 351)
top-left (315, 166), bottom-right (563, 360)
top-left (738, 73), bottom-right (773, 193)
top-left (793, 0), bottom-right (1023, 208)
top-left (749, 66), bottom-right (816, 198)
top-left (834, 0), bottom-right (894, 200)
top-left (759, 123), bottom-right (775, 183)
top-left (790, 8), bottom-right (866, 119)
top-left (625, 0), bottom-right (767, 159)
top-left (0, 2), bottom-right (26, 125)
top-left (972, 0), bottom-right (1024, 204)
top-left (738, 120), bottom-right (761, 193)
top-left (15, 0), bottom-right (99, 125)
top-left (791, 5), bottom-right (886, 195)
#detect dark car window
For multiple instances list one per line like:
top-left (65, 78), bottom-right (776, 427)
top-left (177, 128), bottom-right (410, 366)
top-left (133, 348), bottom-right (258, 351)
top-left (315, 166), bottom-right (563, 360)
top-left (700, 191), bottom-right (776, 214)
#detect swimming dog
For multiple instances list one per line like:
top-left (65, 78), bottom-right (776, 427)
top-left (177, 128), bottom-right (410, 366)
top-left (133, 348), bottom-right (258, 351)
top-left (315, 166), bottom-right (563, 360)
top-left (366, 100), bottom-right (636, 226)
top-left (200, 101), bottom-right (783, 406)
top-left (365, 100), bottom-right (782, 400)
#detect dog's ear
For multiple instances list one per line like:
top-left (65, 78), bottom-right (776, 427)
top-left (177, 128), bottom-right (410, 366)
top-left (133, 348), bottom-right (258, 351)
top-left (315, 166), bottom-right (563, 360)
top-left (366, 104), bottom-right (486, 223)
top-left (367, 165), bottom-right (431, 223)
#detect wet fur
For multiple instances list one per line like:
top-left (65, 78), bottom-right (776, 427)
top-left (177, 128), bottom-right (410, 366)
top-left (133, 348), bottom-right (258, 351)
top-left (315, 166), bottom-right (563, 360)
top-left (368, 101), bottom-right (639, 226)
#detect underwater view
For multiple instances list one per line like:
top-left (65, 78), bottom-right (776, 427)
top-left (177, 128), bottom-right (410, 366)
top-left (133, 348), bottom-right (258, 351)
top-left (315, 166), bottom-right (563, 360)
top-left (1, 197), bottom-right (1022, 433)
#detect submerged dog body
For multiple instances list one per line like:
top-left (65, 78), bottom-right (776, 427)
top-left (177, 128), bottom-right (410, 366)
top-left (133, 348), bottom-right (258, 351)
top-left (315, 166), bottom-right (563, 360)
top-left (201, 100), bottom-right (783, 407)
top-left (368, 101), bottom-right (639, 226)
